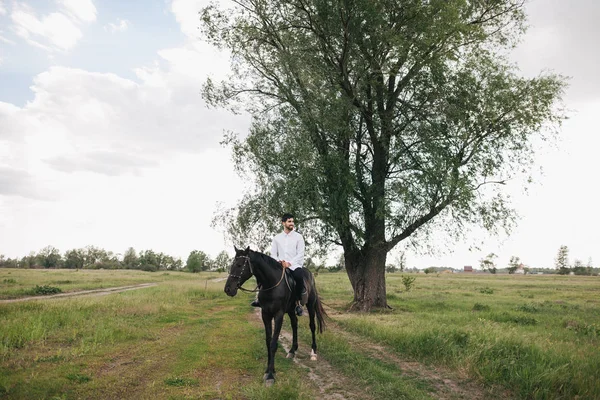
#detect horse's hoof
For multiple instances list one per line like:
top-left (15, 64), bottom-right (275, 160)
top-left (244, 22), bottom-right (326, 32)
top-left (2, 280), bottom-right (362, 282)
top-left (286, 352), bottom-right (295, 359)
top-left (310, 355), bottom-right (318, 361)
top-left (265, 379), bottom-right (275, 387)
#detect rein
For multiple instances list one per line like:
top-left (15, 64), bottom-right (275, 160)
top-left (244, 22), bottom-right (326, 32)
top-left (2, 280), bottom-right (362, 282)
top-left (229, 255), bottom-right (286, 293)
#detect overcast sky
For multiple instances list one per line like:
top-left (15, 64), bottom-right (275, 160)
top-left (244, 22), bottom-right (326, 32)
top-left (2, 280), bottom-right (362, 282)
top-left (0, 0), bottom-right (598, 269)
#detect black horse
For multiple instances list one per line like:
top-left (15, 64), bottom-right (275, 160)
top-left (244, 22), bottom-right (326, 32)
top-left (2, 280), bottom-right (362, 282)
top-left (224, 246), bottom-right (327, 386)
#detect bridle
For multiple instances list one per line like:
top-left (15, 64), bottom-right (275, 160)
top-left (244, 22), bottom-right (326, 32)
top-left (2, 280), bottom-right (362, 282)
top-left (228, 255), bottom-right (286, 293)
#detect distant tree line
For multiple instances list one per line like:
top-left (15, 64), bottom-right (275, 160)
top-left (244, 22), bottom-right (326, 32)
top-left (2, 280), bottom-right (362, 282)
top-left (554, 245), bottom-right (596, 276)
top-left (2, 245), bottom-right (596, 276)
top-left (0, 246), bottom-right (233, 273)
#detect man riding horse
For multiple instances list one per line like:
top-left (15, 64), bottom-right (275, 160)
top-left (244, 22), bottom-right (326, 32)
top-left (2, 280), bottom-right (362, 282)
top-left (251, 213), bottom-right (308, 316)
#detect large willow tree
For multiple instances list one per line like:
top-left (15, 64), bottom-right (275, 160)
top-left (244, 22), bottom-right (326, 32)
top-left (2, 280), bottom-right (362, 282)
top-left (201, 0), bottom-right (565, 311)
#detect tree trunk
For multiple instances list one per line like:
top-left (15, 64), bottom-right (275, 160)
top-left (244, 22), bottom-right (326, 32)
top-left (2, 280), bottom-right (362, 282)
top-left (345, 247), bottom-right (389, 311)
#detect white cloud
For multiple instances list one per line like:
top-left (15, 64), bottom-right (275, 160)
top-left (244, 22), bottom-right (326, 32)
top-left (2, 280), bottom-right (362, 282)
top-left (0, 24), bottom-right (249, 258)
top-left (0, 36), bottom-right (248, 193)
top-left (9, 1), bottom-right (96, 52)
top-left (11, 3), bottom-right (82, 51)
top-left (104, 19), bottom-right (129, 33)
top-left (0, 32), bottom-right (16, 44)
top-left (58, 0), bottom-right (96, 23)
top-left (0, 166), bottom-right (53, 200)
top-left (0, 0), bottom-right (7, 15)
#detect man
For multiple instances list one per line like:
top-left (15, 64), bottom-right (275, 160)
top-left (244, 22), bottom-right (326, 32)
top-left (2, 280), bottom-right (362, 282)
top-left (251, 213), bottom-right (308, 316)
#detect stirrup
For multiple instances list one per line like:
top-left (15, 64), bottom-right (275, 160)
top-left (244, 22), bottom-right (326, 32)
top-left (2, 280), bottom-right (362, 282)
top-left (295, 304), bottom-right (304, 316)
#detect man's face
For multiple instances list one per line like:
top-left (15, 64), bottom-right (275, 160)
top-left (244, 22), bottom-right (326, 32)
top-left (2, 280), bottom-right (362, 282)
top-left (282, 218), bottom-right (295, 231)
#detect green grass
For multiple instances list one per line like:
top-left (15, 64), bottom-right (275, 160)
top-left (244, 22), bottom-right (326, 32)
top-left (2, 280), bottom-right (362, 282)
top-left (0, 269), bottom-right (323, 399)
top-left (0, 268), bottom-right (179, 300)
top-left (322, 272), bottom-right (600, 399)
top-left (1, 268), bottom-right (599, 399)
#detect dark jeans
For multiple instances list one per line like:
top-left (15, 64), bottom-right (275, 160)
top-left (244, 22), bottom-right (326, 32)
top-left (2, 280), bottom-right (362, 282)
top-left (291, 268), bottom-right (305, 300)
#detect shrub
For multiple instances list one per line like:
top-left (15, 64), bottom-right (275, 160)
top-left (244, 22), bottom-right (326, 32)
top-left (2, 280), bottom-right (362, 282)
top-left (515, 303), bottom-right (539, 313)
top-left (32, 285), bottom-right (62, 295)
top-left (401, 275), bottom-right (416, 291)
top-left (473, 303), bottom-right (491, 312)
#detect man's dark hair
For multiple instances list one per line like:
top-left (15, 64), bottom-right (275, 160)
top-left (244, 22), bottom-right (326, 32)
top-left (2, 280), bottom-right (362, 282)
top-left (281, 213), bottom-right (294, 222)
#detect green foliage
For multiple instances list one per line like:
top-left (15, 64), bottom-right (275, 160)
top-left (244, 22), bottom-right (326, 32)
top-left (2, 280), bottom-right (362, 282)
top-left (555, 245), bottom-right (570, 275)
top-left (479, 253), bottom-right (497, 274)
top-left (32, 285), bottom-right (62, 295)
top-left (507, 256), bottom-right (520, 274)
top-left (515, 303), bottom-right (539, 313)
top-left (164, 377), bottom-right (199, 387)
top-left (564, 320), bottom-right (600, 337)
top-left (489, 312), bottom-right (538, 326)
top-left (213, 251), bottom-right (231, 272)
top-left (2, 278), bottom-right (16, 284)
top-left (186, 250), bottom-right (211, 273)
top-left (479, 287), bottom-right (494, 294)
top-left (472, 303), bottom-right (490, 312)
top-left (37, 246), bottom-right (62, 269)
top-left (64, 249), bottom-right (85, 269)
top-left (202, 0), bottom-right (567, 310)
top-left (401, 275), bottom-right (416, 292)
top-left (66, 373), bottom-right (91, 384)
top-left (122, 247), bottom-right (139, 269)
top-left (385, 264), bottom-right (397, 273)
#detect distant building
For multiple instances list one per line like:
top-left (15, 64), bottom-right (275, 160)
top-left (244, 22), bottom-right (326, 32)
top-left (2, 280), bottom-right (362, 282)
top-left (464, 266), bottom-right (473, 273)
top-left (515, 263), bottom-right (526, 274)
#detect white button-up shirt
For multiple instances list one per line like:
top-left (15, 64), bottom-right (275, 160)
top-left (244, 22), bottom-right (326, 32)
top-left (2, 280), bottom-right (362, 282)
top-left (270, 230), bottom-right (305, 270)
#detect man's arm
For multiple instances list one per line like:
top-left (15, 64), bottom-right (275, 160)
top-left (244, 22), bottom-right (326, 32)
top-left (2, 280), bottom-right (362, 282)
top-left (291, 234), bottom-right (305, 269)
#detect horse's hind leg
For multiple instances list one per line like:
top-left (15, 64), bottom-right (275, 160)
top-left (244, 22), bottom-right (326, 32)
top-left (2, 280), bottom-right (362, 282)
top-left (308, 301), bottom-right (318, 361)
top-left (286, 311), bottom-right (298, 359)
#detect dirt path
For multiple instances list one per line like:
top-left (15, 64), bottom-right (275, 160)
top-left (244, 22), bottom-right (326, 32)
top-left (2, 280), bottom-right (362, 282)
top-left (278, 329), bottom-right (372, 400)
top-left (0, 283), bottom-right (158, 303)
top-left (252, 308), bottom-right (370, 400)
top-left (254, 306), bottom-right (497, 400)
top-left (322, 318), bottom-right (493, 400)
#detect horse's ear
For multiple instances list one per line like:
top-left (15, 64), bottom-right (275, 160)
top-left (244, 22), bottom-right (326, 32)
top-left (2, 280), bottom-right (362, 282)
top-left (244, 246), bottom-right (250, 254)
top-left (234, 245), bottom-right (239, 253)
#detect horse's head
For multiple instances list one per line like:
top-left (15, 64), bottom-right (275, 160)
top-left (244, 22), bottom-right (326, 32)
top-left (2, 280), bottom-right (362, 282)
top-left (224, 246), bottom-right (252, 297)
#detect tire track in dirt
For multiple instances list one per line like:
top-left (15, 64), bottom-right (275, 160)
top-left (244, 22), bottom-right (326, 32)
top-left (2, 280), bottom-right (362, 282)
top-left (254, 306), bottom-right (500, 400)
top-left (0, 283), bottom-right (158, 303)
top-left (251, 308), bottom-right (371, 400)
top-left (321, 305), bottom-right (504, 400)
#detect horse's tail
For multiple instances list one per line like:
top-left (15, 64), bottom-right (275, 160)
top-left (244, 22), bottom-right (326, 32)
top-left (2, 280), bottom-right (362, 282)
top-left (312, 277), bottom-right (327, 334)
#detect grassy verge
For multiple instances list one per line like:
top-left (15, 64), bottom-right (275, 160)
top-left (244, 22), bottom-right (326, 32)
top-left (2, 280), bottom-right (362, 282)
top-left (317, 272), bottom-right (600, 399)
top-left (2, 269), bottom-right (599, 399)
top-left (0, 273), bottom-right (317, 399)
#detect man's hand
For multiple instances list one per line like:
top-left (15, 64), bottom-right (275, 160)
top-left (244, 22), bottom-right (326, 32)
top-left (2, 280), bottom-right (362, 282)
top-left (281, 261), bottom-right (292, 268)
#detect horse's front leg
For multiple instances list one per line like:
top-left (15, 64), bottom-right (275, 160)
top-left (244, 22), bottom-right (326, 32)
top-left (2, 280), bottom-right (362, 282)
top-left (265, 312), bottom-right (285, 386)
top-left (261, 310), bottom-right (273, 382)
top-left (286, 310), bottom-right (298, 359)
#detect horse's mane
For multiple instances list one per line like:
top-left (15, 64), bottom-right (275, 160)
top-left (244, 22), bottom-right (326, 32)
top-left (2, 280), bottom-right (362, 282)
top-left (250, 250), bottom-right (282, 270)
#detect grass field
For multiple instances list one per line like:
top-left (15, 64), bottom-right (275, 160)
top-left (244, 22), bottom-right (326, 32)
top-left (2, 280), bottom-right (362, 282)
top-left (1, 268), bottom-right (599, 399)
